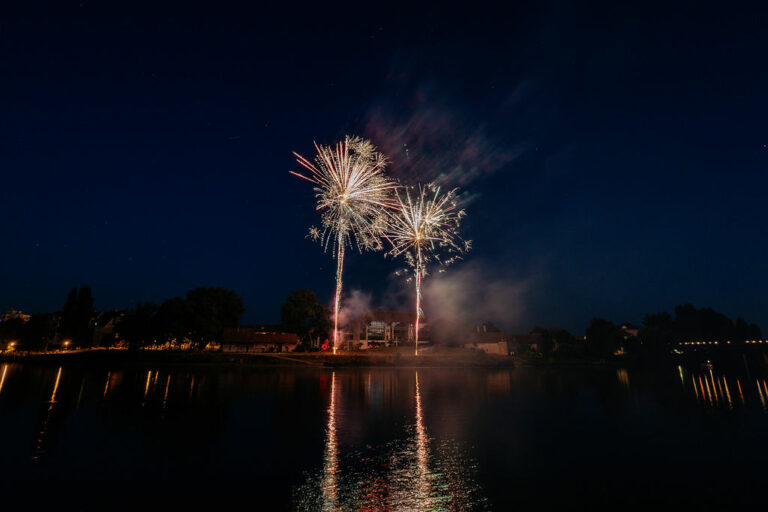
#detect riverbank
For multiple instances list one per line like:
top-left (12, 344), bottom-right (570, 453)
top-left (0, 348), bottom-right (519, 368)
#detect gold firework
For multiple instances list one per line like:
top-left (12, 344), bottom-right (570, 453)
top-left (385, 184), bottom-right (470, 355)
top-left (291, 136), bottom-right (395, 353)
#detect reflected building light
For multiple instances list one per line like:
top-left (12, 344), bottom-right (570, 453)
top-left (757, 380), bottom-right (767, 411)
top-left (76, 378), bottom-right (85, 408)
top-left (103, 371), bottom-right (111, 399)
top-left (486, 372), bottom-right (511, 395)
top-left (737, 379), bottom-right (746, 405)
top-left (708, 370), bottom-right (719, 404)
top-left (699, 375), bottom-right (708, 403)
top-left (143, 370), bottom-right (152, 404)
top-left (162, 374), bottom-right (171, 409)
top-left (616, 369), bottom-right (630, 388)
top-left (34, 380), bottom-right (58, 461)
top-left (50, 367), bottom-right (62, 404)
top-left (722, 377), bottom-right (733, 410)
top-left (321, 371), bottom-right (339, 510)
top-left (692, 376), bottom-right (699, 401)
top-left (678, 366), bottom-right (685, 387)
top-left (33, 367), bottom-right (64, 462)
top-left (716, 377), bottom-right (725, 403)
top-left (0, 364), bottom-right (8, 395)
top-left (189, 375), bottom-right (195, 400)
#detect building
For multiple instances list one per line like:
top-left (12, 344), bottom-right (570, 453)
top-left (93, 310), bottom-right (124, 346)
top-left (221, 325), bottom-right (299, 353)
top-left (507, 333), bottom-right (542, 354)
top-left (464, 323), bottom-right (511, 355)
top-left (1, 309), bottom-right (31, 323)
top-left (346, 310), bottom-right (429, 350)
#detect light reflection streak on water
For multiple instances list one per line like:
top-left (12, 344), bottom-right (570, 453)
top-left (737, 379), bottom-right (745, 404)
top-left (699, 375), bottom-right (708, 403)
top-left (708, 371), bottom-right (718, 404)
top-left (719, 378), bottom-right (726, 404)
top-left (681, 365), bottom-right (768, 412)
top-left (722, 377), bottom-right (733, 409)
top-left (50, 367), bottom-right (62, 404)
top-left (692, 375), bottom-right (699, 401)
top-left (102, 372), bottom-right (112, 398)
top-left (163, 374), bottom-right (171, 409)
top-left (142, 370), bottom-right (152, 406)
top-left (616, 369), bottom-right (629, 388)
top-left (713, 371), bottom-right (724, 403)
top-left (33, 367), bottom-right (63, 462)
top-left (321, 371), bottom-right (338, 511)
top-left (415, 371), bottom-right (430, 508)
top-left (103, 371), bottom-right (111, 398)
top-left (0, 364), bottom-right (8, 395)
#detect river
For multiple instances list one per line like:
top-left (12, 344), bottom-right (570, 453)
top-left (0, 360), bottom-right (767, 508)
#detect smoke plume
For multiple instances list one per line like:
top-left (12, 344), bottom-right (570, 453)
top-left (422, 260), bottom-right (537, 338)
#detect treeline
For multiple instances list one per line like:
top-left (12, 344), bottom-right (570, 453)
top-left (0, 285), bottom-right (96, 351)
top-left (585, 303), bottom-right (763, 359)
top-left (280, 289), bottom-right (331, 349)
top-left (0, 285), bottom-right (245, 352)
top-left (115, 287), bottom-right (244, 350)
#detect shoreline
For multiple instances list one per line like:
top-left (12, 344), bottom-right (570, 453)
top-left (0, 349), bottom-right (522, 369)
top-left (0, 349), bottom-right (633, 370)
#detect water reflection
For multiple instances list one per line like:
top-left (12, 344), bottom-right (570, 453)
top-left (50, 366), bottom-right (62, 403)
top-left (142, 370), bottom-right (152, 404)
top-left (33, 366), bottom-right (63, 461)
top-left (616, 368), bottom-right (630, 388)
top-left (103, 371), bottom-right (111, 398)
top-left (0, 364), bottom-right (8, 394)
top-left (414, 372), bottom-right (430, 507)
top-left (672, 362), bottom-right (768, 412)
top-left (321, 371), bottom-right (338, 510)
top-left (4, 363), bottom-right (768, 507)
top-left (162, 374), bottom-right (171, 409)
top-left (294, 370), bottom-right (488, 511)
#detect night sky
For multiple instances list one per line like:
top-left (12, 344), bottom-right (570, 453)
top-left (2, 2), bottom-right (767, 333)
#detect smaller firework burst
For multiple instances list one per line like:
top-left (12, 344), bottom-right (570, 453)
top-left (385, 184), bottom-right (470, 355)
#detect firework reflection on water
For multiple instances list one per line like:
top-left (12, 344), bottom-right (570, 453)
top-left (292, 371), bottom-right (489, 512)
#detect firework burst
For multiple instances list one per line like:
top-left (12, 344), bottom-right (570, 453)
top-left (385, 184), bottom-right (470, 355)
top-left (291, 136), bottom-right (394, 353)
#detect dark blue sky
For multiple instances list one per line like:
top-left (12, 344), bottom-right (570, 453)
top-left (1, 2), bottom-right (767, 333)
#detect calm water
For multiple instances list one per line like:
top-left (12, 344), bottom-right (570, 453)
top-left (1, 360), bottom-right (768, 508)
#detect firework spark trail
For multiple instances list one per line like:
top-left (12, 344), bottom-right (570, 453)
top-left (333, 231), bottom-right (344, 353)
top-left (292, 137), bottom-right (394, 353)
top-left (386, 185), bottom-right (470, 355)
